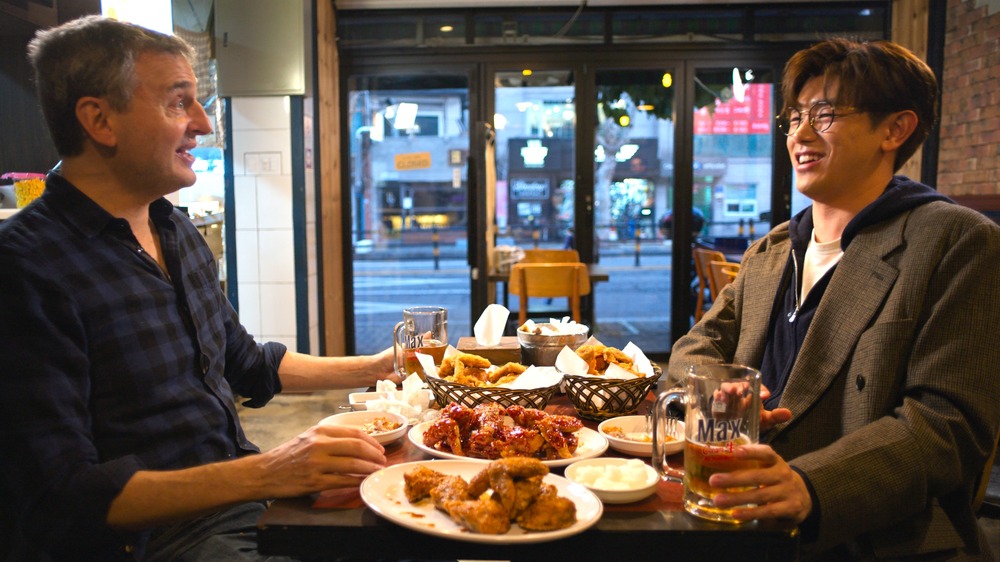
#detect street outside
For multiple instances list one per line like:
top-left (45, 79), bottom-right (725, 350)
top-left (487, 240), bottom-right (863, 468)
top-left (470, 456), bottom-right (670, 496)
top-left (352, 240), bottom-right (676, 357)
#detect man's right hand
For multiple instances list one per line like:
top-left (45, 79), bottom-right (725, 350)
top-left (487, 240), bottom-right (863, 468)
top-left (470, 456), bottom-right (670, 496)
top-left (254, 425), bottom-right (388, 497)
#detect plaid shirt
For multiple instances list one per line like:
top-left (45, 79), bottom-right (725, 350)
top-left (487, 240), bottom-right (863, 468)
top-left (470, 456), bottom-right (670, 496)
top-left (0, 174), bottom-right (286, 557)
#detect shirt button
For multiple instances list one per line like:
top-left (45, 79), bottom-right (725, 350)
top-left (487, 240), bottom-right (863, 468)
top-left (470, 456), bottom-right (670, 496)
top-left (856, 375), bottom-right (866, 391)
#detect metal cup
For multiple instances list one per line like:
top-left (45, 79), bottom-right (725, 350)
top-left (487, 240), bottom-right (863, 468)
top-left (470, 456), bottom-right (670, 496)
top-left (392, 306), bottom-right (448, 381)
top-left (653, 364), bottom-right (761, 523)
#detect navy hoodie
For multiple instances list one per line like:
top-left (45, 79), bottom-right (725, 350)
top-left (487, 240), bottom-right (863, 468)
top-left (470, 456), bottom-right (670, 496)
top-left (759, 176), bottom-right (952, 409)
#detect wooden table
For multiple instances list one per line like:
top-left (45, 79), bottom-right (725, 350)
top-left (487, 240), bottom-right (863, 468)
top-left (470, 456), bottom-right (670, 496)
top-left (256, 395), bottom-right (800, 561)
top-left (487, 263), bottom-right (610, 328)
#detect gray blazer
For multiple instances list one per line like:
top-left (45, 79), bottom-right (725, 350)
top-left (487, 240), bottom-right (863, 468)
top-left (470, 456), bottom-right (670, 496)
top-left (669, 201), bottom-right (1000, 559)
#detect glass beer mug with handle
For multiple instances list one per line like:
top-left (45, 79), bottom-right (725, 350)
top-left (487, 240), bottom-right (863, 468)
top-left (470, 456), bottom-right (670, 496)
top-left (652, 363), bottom-right (761, 523)
top-left (393, 306), bottom-right (448, 381)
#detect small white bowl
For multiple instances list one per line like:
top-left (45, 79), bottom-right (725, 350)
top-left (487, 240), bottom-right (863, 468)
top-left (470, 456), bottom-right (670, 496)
top-left (318, 411), bottom-right (408, 445)
top-left (598, 415), bottom-right (684, 457)
top-left (564, 457), bottom-right (659, 504)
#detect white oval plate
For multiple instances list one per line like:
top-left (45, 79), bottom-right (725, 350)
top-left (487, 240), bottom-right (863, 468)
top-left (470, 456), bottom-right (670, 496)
top-left (408, 421), bottom-right (607, 468)
top-left (360, 459), bottom-right (603, 543)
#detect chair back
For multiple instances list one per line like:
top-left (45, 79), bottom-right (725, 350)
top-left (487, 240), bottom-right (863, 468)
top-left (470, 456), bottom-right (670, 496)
top-left (708, 260), bottom-right (740, 299)
top-left (509, 262), bottom-right (591, 325)
top-left (692, 248), bottom-right (725, 320)
top-left (520, 248), bottom-right (580, 263)
top-left (973, 430), bottom-right (1000, 513)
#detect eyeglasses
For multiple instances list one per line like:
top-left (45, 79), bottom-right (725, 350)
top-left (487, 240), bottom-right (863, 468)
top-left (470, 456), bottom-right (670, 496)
top-left (776, 101), bottom-right (863, 136)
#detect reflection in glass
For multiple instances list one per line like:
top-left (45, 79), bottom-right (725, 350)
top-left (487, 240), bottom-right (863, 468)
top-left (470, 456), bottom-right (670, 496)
top-left (347, 75), bottom-right (471, 354)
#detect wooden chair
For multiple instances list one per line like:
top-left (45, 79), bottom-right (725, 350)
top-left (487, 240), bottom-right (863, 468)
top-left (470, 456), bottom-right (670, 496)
top-left (708, 260), bottom-right (740, 300)
top-left (509, 262), bottom-right (591, 326)
top-left (973, 430), bottom-right (1000, 514)
top-left (520, 248), bottom-right (580, 263)
top-left (692, 248), bottom-right (725, 321)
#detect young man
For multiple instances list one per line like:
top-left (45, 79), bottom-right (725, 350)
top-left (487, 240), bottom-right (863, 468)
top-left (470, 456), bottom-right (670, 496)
top-left (0, 16), bottom-right (398, 560)
top-left (668, 38), bottom-right (1000, 559)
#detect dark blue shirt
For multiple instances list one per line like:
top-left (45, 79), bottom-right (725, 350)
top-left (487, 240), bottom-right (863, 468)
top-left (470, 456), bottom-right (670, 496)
top-left (0, 174), bottom-right (286, 558)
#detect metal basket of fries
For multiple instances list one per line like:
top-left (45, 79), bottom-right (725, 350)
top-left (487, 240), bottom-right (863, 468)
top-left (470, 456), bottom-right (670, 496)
top-left (425, 376), bottom-right (561, 410)
top-left (563, 363), bottom-right (662, 421)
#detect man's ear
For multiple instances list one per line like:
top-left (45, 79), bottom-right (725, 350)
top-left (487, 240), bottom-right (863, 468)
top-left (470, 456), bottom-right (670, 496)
top-left (881, 110), bottom-right (918, 153)
top-left (75, 97), bottom-right (117, 148)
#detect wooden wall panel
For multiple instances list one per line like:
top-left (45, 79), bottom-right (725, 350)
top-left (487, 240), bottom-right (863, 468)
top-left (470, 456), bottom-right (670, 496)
top-left (317, 0), bottom-right (347, 355)
top-left (892, 0), bottom-right (930, 180)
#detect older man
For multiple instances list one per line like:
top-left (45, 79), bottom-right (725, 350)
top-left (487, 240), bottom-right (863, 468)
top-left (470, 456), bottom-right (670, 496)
top-left (0, 16), bottom-right (396, 560)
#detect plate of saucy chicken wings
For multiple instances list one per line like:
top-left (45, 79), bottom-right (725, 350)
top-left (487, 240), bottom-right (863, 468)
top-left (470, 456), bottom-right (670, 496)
top-left (360, 459), bottom-right (603, 543)
top-left (408, 402), bottom-right (608, 468)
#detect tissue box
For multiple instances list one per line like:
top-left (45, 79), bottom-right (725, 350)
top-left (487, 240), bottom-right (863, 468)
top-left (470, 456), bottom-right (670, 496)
top-left (456, 336), bottom-right (521, 366)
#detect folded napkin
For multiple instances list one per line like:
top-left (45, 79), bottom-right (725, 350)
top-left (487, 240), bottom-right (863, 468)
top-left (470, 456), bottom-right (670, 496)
top-left (474, 304), bottom-right (510, 346)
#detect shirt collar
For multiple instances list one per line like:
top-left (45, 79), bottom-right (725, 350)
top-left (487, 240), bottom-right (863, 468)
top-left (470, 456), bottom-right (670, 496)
top-left (44, 172), bottom-right (177, 237)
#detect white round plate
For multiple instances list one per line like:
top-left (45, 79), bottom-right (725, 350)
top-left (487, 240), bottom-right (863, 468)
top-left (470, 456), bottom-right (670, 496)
top-left (408, 421), bottom-right (608, 468)
top-left (360, 459), bottom-right (603, 543)
top-left (318, 411), bottom-right (408, 445)
top-left (598, 415), bottom-right (684, 457)
top-left (564, 458), bottom-right (659, 504)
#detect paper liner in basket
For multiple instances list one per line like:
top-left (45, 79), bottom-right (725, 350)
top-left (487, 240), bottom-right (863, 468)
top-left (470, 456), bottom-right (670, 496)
top-left (422, 344), bottom-right (562, 391)
top-left (555, 338), bottom-right (655, 409)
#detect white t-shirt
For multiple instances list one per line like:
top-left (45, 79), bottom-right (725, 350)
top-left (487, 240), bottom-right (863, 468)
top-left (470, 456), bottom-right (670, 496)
top-left (801, 229), bottom-right (844, 303)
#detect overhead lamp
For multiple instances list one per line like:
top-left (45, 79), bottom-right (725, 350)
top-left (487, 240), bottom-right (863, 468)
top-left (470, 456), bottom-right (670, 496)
top-left (440, 25), bottom-right (454, 32)
top-left (615, 144), bottom-right (639, 161)
top-left (637, 104), bottom-right (654, 111)
top-left (661, 72), bottom-right (673, 89)
top-left (522, 69), bottom-right (533, 76)
top-left (391, 102), bottom-right (418, 130)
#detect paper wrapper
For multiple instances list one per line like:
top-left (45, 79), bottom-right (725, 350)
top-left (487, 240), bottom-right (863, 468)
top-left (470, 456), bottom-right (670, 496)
top-left (425, 345), bottom-right (560, 391)
top-left (555, 338), bottom-right (654, 409)
top-left (366, 373), bottom-right (429, 423)
top-left (474, 304), bottom-right (509, 346)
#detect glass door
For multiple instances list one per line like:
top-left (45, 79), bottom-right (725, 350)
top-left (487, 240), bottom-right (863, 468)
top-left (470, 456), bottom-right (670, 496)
top-left (590, 67), bottom-right (677, 354)
top-left (346, 73), bottom-right (471, 353)
top-left (687, 65), bottom-right (778, 323)
top-left (492, 69), bottom-right (576, 251)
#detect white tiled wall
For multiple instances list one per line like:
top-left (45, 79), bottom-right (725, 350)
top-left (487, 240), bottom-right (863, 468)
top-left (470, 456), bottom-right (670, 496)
top-left (231, 96), bottom-right (318, 352)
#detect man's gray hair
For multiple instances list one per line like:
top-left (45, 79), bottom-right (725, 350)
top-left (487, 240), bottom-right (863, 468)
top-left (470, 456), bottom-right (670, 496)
top-left (28, 16), bottom-right (194, 157)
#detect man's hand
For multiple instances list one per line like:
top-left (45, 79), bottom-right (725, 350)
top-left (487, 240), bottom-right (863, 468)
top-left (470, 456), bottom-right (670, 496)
top-left (253, 425), bottom-right (388, 497)
top-left (759, 385), bottom-right (792, 431)
top-left (708, 444), bottom-right (812, 523)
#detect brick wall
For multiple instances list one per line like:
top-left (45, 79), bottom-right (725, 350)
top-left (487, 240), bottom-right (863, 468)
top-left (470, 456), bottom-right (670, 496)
top-left (937, 0), bottom-right (1000, 197)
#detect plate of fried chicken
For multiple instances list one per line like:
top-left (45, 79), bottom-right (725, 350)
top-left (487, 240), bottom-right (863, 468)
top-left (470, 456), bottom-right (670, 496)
top-left (409, 402), bottom-right (608, 468)
top-left (360, 458), bottom-right (602, 543)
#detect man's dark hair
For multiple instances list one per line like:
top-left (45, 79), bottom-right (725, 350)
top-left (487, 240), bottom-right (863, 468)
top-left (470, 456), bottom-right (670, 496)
top-left (781, 38), bottom-right (938, 171)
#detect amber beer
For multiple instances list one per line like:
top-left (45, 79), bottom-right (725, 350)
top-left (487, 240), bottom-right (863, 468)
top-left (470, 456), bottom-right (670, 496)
top-left (683, 438), bottom-right (760, 521)
top-left (652, 364), bottom-right (761, 524)
top-left (393, 307), bottom-right (448, 381)
top-left (402, 339), bottom-right (447, 378)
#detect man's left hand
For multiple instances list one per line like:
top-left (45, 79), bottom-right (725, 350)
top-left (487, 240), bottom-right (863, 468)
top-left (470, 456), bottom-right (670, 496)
top-left (707, 444), bottom-right (812, 523)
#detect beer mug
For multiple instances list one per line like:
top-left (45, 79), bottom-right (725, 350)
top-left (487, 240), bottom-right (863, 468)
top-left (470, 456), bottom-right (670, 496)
top-left (652, 364), bottom-right (761, 523)
top-left (393, 306), bottom-right (448, 381)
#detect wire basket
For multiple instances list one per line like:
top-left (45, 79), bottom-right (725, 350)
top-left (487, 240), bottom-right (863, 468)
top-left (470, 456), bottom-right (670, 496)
top-left (563, 364), bottom-right (663, 421)
top-left (425, 375), bottom-right (560, 410)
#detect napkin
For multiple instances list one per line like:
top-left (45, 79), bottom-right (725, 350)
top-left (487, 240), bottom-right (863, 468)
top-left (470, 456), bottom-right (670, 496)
top-left (474, 304), bottom-right (510, 346)
top-left (498, 366), bottom-right (563, 390)
top-left (367, 373), bottom-right (428, 423)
